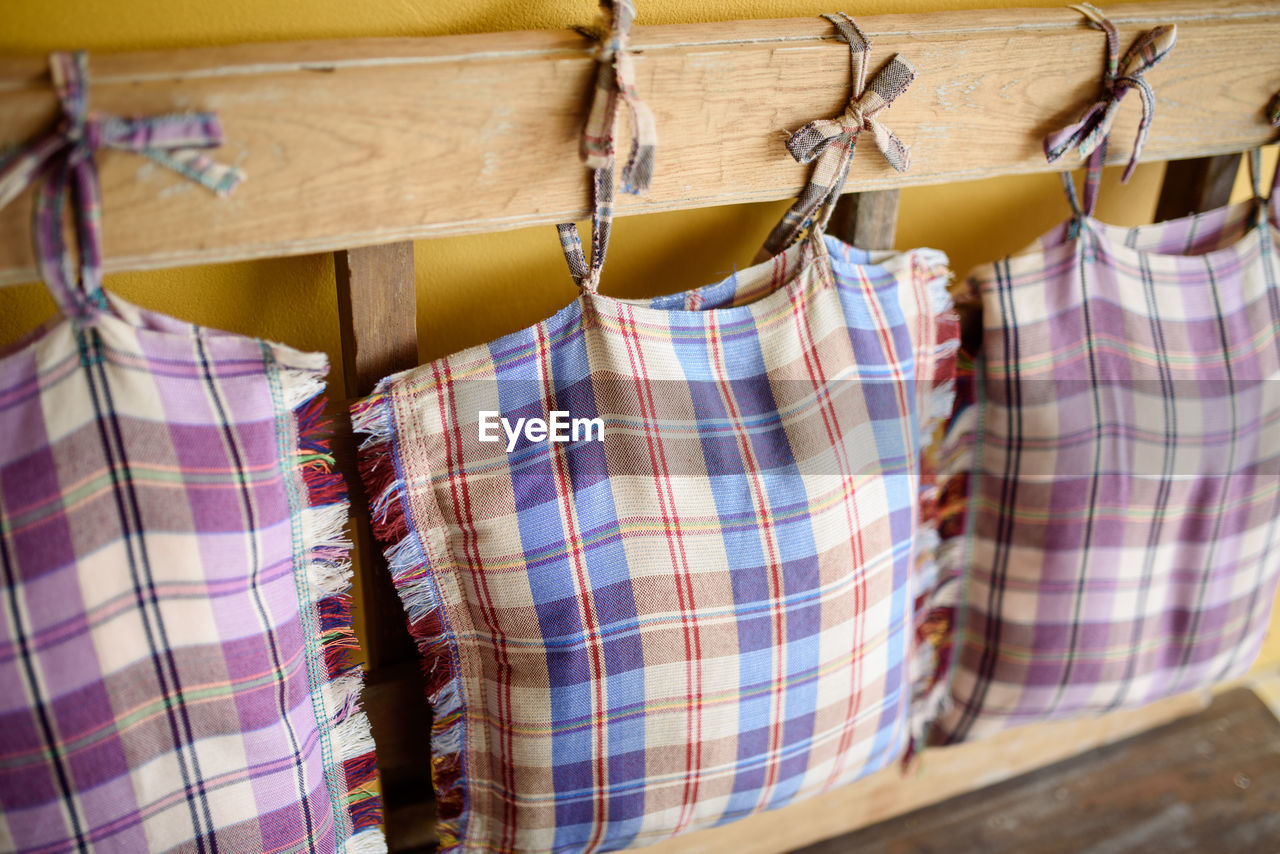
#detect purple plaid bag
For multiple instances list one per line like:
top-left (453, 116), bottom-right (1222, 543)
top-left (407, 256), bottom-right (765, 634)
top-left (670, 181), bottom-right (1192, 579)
top-left (0, 53), bottom-right (383, 852)
top-left (934, 10), bottom-right (1280, 742)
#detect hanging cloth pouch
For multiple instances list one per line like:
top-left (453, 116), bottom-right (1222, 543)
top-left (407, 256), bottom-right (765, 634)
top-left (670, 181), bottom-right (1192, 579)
top-left (0, 52), bottom-right (385, 854)
top-left (352, 6), bottom-right (958, 851)
top-left (934, 7), bottom-right (1280, 744)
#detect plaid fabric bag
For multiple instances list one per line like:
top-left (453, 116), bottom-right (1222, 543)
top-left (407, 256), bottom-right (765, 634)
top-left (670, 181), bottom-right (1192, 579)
top-left (933, 10), bottom-right (1280, 742)
top-left (0, 54), bottom-right (383, 853)
top-left (355, 233), bottom-right (956, 853)
top-left (354, 9), bottom-right (956, 852)
top-left (939, 189), bottom-right (1280, 741)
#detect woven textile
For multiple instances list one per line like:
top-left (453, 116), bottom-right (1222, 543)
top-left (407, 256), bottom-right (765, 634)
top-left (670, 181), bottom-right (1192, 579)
top-left (354, 234), bottom-right (957, 853)
top-left (0, 51), bottom-right (383, 854)
top-left (758, 14), bottom-right (916, 259)
top-left (0, 301), bottom-right (383, 853)
top-left (936, 195), bottom-right (1280, 742)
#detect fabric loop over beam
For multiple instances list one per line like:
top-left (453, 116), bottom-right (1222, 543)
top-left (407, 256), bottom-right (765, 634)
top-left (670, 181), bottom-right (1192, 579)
top-left (0, 0), bottom-right (1277, 284)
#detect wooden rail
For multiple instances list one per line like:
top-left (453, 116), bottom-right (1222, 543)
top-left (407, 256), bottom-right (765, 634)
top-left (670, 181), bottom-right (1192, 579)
top-left (2, 3), bottom-right (1277, 851)
top-left (1, 0), bottom-right (1279, 285)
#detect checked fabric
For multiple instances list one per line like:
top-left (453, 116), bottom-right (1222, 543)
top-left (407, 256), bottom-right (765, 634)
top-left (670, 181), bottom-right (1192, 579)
top-left (0, 52), bottom-right (383, 853)
top-left (934, 10), bottom-right (1280, 742)
top-left (355, 234), bottom-right (956, 853)
top-left (355, 7), bottom-right (955, 851)
top-left (939, 192), bottom-right (1280, 742)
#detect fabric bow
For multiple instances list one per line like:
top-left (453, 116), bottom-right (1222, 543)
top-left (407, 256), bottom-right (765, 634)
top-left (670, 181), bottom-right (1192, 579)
top-left (1043, 4), bottom-right (1176, 182)
top-left (759, 13), bottom-right (916, 259)
top-left (0, 52), bottom-right (242, 211)
top-left (785, 17), bottom-right (915, 176)
top-left (559, 0), bottom-right (657, 292)
top-left (0, 51), bottom-right (243, 315)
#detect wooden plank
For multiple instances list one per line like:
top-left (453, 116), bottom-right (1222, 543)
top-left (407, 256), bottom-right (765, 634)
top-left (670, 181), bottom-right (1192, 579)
top-left (2, 1), bottom-right (1279, 283)
top-left (332, 244), bottom-right (434, 852)
top-left (1153, 153), bottom-right (1243, 221)
top-left (793, 687), bottom-right (1280, 853)
top-left (334, 242), bottom-right (419, 668)
top-left (335, 242), bottom-right (418, 398)
top-left (829, 190), bottom-right (900, 250)
top-left (644, 691), bottom-right (1205, 854)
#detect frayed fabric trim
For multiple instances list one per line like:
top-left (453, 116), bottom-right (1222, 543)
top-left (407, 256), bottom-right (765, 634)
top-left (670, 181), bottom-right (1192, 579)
top-left (906, 257), bottom-right (965, 763)
top-left (351, 389), bottom-right (468, 852)
top-left (910, 339), bottom-right (979, 758)
top-left (283, 378), bottom-right (387, 854)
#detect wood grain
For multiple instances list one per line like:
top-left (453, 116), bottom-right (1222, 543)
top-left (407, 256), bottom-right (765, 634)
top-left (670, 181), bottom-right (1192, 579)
top-left (334, 242), bottom-right (419, 669)
top-left (333, 244), bottom-right (435, 853)
top-left (793, 687), bottom-right (1280, 853)
top-left (2, 1), bottom-right (1279, 284)
top-left (1154, 153), bottom-right (1243, 222)
top-left (335, 242), bottom-right (418, 398)
top-left (830, 190), bottom-right (901, 250)
top-left (644, 692), bottom-right (1206, 854)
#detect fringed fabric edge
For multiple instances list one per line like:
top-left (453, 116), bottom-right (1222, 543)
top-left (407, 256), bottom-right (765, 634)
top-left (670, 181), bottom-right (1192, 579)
top-left (911, 286), bottom-right (980, 759)
top-left (350, 388), bottom-right (468, 853)
top-left (906, 254), bottom-right (964, 764)
top-left (279, 362), bottom-right (388, 854)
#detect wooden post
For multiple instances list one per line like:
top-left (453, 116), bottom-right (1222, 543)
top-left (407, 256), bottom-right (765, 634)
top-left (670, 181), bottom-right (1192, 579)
top-left (829, 190), bottom-right (900, 250)
top-left (334, 241), bottom-right (420, 667)
top-left (1153, 154), bottom-right (1242, 222)
top-left (333, 242), bottom-right (434, 849)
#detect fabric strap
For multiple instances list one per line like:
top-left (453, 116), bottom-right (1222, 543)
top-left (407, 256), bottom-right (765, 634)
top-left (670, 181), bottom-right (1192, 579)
top-left (557, 0), bottom-right (658, 293)
top-left (0, 51), bottom-right (242, 318)
top-left (1045, 4), bottom-right (1176, 217)
top-left (758, 13), bottom-right (916, 260)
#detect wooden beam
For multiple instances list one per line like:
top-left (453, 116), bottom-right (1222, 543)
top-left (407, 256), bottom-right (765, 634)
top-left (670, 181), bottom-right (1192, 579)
top-left (830, 190), bottom-right (900, 250)
top-left (330, 243), bottom-right (418, 677)
top-left (334, 242), bottom-right (420, 668)
top-left (362, 661), bottom-right (435, 851)
top-left (1153, 153), bottom-right (1243, 222)
top-left (381, 688), bottom-right (1210, 851)
top-left (792, 688), bottom-right (1279, 853)
top-left (2, 0), bottom-right (1279, 284)
top-left (333, 243), bottom-right (434, 851)
top-left (335, 243), bottom-right (418, 399)
top-left (646, 692), bottom-right (1207, 854)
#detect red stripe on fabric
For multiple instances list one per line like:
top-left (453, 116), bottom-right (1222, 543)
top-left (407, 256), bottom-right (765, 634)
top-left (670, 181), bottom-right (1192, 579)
top-left (781, 255), bottom-right (870, 788)
top-left (857, 261), bottom-right (917, 744)
top-left (432, 357), bottom-right (520, 848)
top-left (615, 304), bottom-right (704, 836)
top-left (706, 306), bottom-right (788, 814)
top-left (534, 321), bottom-right (612, 852)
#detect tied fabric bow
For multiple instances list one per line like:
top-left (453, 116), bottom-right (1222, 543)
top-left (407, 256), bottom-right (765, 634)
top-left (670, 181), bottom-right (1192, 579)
top-left (1043, 4), bottom-right (1177, 183)
top-left (760, 13), bottom-right (916, 259)
top-left (0, 51), bottom-right (243, 314)
top-left (559, 0), bottom-right (658, 292)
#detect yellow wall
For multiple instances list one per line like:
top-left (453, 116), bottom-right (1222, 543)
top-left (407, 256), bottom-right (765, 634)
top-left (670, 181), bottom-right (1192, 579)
top-left (2, 0), bottom-right (1277, 671)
